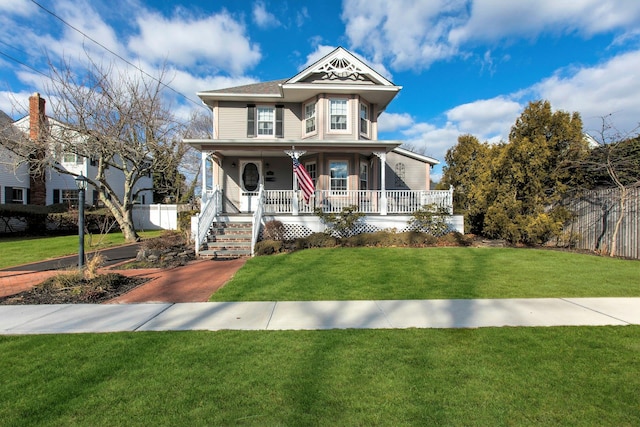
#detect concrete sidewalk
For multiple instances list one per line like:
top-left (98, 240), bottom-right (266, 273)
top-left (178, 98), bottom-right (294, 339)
top-left (1, 298), bottom-right (638, 334)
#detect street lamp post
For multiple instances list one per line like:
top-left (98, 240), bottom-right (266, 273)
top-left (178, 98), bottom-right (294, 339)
top-left (75, 173), bottom-right (88, 268)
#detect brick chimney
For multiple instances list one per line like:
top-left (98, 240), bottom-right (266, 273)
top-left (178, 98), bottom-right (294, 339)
top-left (28, 92), bottom-right (47, 206)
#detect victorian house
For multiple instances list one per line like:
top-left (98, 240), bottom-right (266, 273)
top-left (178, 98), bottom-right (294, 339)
top-left (187, 47), bottom-right (461, 257)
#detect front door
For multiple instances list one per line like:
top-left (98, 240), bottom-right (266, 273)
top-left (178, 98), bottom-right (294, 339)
top-left (239, 160), bottom-right (262, 212)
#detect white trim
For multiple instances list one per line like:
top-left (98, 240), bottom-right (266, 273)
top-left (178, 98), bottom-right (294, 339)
top-left (303, 100), bottom-right (317, 137)
top-left (329, 159), bottom-right (349, 192)
top-left (286, 47), bottom-right (396, 87)
top-left (393, 147), bottom-right (439, 165)
top-left (328, 98), bottom-right (350, 134)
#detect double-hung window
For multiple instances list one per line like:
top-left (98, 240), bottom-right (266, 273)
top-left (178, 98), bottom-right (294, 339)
top-left (62, 153), bottom-right (83, 164)
top-left (360, 103), bottom-right (369, 135)
top-left (257, 106), bottom-right (274, 136)
top-left (329, 99), bottom-right (348, 131)
top-left (247, 105), bottom-right (284, 137)
top-left (304, 102), bottom-right (316, 134)
top-left (359, 162), bottom-right (368, 190)
top-left (330, 160), bottom-right (348, 192)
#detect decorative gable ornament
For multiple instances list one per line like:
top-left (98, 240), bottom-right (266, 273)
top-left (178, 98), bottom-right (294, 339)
top-left (286, 46), bottom-right (395, 87)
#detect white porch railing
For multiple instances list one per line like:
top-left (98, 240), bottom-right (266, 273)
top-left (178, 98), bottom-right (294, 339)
top-left (195, 188), bottom-right (222, 255)
top-left (262, 188), bottom-right (453, 215)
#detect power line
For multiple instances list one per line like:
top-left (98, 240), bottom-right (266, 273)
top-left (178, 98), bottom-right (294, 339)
top-left (29, 0), bottom-right (205, 109)
top-left (0, 48), bottom-right (50, 80)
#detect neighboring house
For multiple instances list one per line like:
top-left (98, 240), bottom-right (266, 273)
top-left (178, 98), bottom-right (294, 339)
top-left (0, 111), bottom-right (30, 204)
top-left (186, 47), bottom-right (462, 256)
top-left (0, 93), bottom-right (153, 208)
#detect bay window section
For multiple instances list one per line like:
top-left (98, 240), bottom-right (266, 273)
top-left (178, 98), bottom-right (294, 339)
top-left (330, 160), bottom-right (348, 193)
top-left (330, 99), bottom-right (347, 131)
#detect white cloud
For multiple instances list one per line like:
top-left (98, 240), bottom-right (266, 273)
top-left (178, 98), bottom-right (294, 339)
top-left (0, 0), bottom-right (34, 15)
top-left (129, 10), bottom-right (261, 75)
top-left (449, 0), bottom-right (640, 45)
top-left (342, 0), bottom-right (464, 69)
top-left (446, 97), bottom-right (522, 141)
top-left (378, 112), bottom-right (414, 132)
top-left (532, 49), bottom-right (640, 136)
top-left (253, 1), bottom-right (281, 28)
top-left (342, 0), bottom-right (640, 70)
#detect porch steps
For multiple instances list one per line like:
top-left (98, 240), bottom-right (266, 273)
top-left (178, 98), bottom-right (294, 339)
top-left (200, 219), bottom-right (253, 259)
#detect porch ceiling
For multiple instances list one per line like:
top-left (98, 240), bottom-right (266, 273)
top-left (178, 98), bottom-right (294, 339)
top-left (184, 138), bottom-right (402, 157)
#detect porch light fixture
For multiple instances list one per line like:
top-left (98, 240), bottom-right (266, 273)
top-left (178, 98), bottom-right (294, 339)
top-left (74, 173), bottom-right (88, 268)
top-left (265, 162), bottom-right (270, 169)
top-left (231, 162), bottom-right (236, 168)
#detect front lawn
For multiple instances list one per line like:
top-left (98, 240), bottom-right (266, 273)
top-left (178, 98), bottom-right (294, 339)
top-left (0, 327), bottom-right (638, 426)
top-left (0, 230), bottom-right (164, 269)
top-left (211, 247), bottom-right (640, 301)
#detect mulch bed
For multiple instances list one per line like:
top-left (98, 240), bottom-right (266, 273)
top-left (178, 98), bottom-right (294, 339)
top-left (0, 273), bottom-right (149, 305)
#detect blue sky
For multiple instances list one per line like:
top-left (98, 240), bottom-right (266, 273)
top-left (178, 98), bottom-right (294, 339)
top-left (1, 0), bottom-right (639, 180)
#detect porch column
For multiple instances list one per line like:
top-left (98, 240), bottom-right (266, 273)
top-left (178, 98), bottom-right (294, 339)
top-left (285, 148), bottom-right (307, 216)
top-left (374, 152), bottom-right (387, 215)
top-left (200, 151), bottom-right (207, 200)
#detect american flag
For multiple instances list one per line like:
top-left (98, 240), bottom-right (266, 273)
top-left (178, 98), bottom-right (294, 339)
top-left (293, 157), bottom-right (315, 203)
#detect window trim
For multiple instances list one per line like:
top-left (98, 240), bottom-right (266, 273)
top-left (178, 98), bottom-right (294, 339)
top-left (62, 153), bottom-right (83, 165)
top-left (305, 161), bottom-right (317, 187)
top-left (256, 105), bottom-right (275, 137)
top-left (329, 159), bottom-right (349, 193)
top-left (359, 161), bottom-right (368, 190)
top-left (359, 102), bottom-right (369, 137)
top-left (304, 101), bottom-right (317, 136)
top-left (328, 98), bottom-right (349, 134)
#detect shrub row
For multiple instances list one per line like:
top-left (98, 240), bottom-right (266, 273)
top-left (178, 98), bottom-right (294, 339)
top-left (254, 231), bottom-right (473, 256)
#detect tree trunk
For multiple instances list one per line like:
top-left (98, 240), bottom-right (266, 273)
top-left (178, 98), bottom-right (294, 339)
top-left (609, 188), bottom-right (627, 257)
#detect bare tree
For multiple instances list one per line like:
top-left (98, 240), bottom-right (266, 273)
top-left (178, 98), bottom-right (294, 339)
top-left (581, 117), bottom-right (640, 256)
top-left (1, 55), bottom-right (188, 242)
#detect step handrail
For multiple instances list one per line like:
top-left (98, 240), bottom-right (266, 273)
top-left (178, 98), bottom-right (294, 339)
top-left (196, 188), bottom-right (222, 255)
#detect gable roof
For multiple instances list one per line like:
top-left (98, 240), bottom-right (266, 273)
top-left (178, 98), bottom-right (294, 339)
top-left (286, 46), bottom-right (395, 86)
top-left (197, 47), bottom-right (401, 109)
top-left (393, 146), bottom-right (439, 166)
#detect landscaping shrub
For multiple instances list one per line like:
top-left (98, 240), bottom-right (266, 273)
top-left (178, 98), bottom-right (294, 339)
top-left (262, 220), bottom-right (285, 241)
top-left (254, 239), bottom-right (285, 256)
top-left (408, 204), bottom-right (450, 236)
top-left (178, 210), bottom-right (198, 232)
top-left (315, 205), bottom-right (365, 237)
top-left (295, 232), bottom-right (338, 249)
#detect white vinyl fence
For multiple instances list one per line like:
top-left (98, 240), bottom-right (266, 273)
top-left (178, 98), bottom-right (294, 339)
top-left (132, 204), bottom-right (178, 231)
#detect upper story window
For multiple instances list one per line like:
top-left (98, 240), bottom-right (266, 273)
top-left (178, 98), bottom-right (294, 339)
top-left (360, 103), bottom-right (369, 136)
top-left (304, 102), bottom-right (316, 134)
top-left (62, 153), bottom-right (83, 165)
top-left (247, 105), bottom-right (284, 138)
top-left (329, 99), bottom-right (348, 131)
top-left (257, 106), bottom-right (274, 136)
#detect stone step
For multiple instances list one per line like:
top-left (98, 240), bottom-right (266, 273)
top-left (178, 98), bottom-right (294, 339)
top-left (199, 248), bottom-right (251, 259)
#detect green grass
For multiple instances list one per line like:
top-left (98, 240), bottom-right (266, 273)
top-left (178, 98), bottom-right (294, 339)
top-left (0, 230), bottom-right (164, 269)
top-left (0, 327), bottom-right (638, 426)
top-left (211, 247), bottom-right (640, 301)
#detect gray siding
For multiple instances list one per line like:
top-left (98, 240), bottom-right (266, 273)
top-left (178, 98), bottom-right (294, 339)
top-left (385, 151), bottom-right (429, 191)
top-left (216, 102), bottom-right (302, 139)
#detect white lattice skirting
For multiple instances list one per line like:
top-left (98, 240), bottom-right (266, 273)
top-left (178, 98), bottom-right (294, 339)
top-left (260, 215), bottom-right (464, 240)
